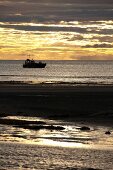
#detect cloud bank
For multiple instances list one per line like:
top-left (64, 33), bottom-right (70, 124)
top-left (0, 0), bottom-right (113, 22)
top-left (0, 0), bottom-right (113, 60)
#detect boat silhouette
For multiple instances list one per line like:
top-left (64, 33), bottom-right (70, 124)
top-left (23, 59), bottom-right (46, 68)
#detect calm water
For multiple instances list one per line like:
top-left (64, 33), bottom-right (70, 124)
top-left (0, 60), bottom-right (113, 84)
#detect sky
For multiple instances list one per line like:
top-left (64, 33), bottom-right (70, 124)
top-left (0, 0), bottom-right (113, 60)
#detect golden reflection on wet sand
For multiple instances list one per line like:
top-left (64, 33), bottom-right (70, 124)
top-left (0, 116), bottom-right (113, 150)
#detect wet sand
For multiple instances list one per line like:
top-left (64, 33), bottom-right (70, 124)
top-left (0, 83), bottom-right (113, 170)
top-left (1, 142), bottom-right (113, 170)
top-left (0, 83), bottom-right (113, 126)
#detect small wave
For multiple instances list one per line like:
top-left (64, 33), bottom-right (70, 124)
top-left (0, 80), bottom-right (113, 86)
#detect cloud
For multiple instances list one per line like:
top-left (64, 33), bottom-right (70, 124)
top-left (1, 22), bottom-right (113, 36)
top-left (1, 0), bottom-right (113, 4)
top-left (0, 0), bottom-right (113, 22)
top-left (0, 23), bottom-right (87, 33)
top-left (67, 35), bottom-right (84, 41)
top-left (97, 36), bottom-right (113, 43)
top-left (82, 43), bottom-right (113, 48)
top-left (0, 0), bottom-right (113, 60)
top-left (0, 45), bottom-right (18, 48)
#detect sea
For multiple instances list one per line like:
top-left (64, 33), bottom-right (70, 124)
top-left (0, 60), bottom-right (113, 170)
top-left (0, 60), bottom-right (113, 85)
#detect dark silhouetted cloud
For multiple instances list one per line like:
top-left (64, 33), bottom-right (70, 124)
top-left (82, 43), bottom-right (113, 48)
top-left (0, 0), bottom-right (113, 22)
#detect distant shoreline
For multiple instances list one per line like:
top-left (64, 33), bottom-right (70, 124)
top-left (1, 81), bottom-right (113, 92)
top-left (1, 80), bottom-right (113, 87)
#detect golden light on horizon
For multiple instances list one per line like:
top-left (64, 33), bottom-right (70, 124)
top-left (0, 20), bottom-right (113, 60)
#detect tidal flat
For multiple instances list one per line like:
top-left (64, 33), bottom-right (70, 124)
top-left (0, 83), bottom-right (113, 169)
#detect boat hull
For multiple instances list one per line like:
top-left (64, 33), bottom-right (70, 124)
top-left (23, 63), bottom-right (46, 68)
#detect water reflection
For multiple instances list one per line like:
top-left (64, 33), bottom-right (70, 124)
top-left (0, 116), bottom-right (113, 149)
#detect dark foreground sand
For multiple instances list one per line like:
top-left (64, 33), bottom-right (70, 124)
top-left (0, 83), bottom-right (113, 126)
top-left (0, 83), bottom-right (113, 170)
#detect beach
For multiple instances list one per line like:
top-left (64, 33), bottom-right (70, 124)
top-left (0, 83), bottom-right (113, 170)
top-left (1, 0), bottom-right (113, 168)
top-left (0, 142), bottom-right (113, 170)
top-left (0, 83), bottom-right (113, 125)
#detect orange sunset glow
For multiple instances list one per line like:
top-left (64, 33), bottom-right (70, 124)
top-left (0, 1), bottom-right (113, 60)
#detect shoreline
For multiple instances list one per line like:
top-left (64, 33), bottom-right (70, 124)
top-left (1, 80), bottom-right (113, 85)
top-left (0, 83), bottom-right (113, 127)
top-left (1, 81), bottom-right (113, 91)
